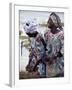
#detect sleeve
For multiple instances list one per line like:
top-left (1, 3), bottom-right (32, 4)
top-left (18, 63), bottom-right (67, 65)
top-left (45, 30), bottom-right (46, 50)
top-left (44, 31), bottom-right (53, 58)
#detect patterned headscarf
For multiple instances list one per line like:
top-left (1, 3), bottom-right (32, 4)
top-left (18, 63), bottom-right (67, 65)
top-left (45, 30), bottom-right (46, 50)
top-left (24, 19), bottom-right (38, 33)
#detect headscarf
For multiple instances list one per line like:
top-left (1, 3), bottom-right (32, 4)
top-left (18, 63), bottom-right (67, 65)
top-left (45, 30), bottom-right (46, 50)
top-left (24, 19), bottom-right (38, 33)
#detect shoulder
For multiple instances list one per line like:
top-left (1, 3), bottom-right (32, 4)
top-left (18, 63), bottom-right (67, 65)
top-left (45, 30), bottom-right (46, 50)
top-left (44, 28), bottom-right (51, 37)
top-left (58, 30), bottom-right (64, 40)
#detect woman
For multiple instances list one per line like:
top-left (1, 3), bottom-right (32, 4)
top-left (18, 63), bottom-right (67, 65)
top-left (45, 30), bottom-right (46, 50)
top-left (24, 19), bottom-right (46, 77)
top-left (44, 12), bottom-right (64, 77)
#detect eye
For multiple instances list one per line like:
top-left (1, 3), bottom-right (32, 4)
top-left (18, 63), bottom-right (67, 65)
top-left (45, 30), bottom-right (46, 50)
top-left (26, 23), bottom-right (29, 26)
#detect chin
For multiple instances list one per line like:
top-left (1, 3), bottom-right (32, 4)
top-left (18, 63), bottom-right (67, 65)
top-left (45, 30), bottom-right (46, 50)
top-left (48, 25), bottom-right (52, 29)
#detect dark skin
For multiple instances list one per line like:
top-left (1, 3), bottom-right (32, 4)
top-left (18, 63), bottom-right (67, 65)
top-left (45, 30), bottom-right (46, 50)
top-left (47, 16), bottom-right (60, 34)
top-left (45, 15), bottom-right (62, 64)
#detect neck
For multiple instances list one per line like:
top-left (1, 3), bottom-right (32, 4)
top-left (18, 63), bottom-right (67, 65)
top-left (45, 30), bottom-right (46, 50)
top-left (50, 26), bottom-right (59, 34)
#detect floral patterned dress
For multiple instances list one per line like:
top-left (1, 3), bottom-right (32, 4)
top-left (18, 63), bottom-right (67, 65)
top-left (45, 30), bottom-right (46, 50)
top-left (44, 29), bottom-right (64, 76)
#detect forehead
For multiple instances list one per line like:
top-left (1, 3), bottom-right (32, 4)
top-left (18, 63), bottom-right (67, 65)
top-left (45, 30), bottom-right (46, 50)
top-left (47, 16), bottom-right (53, 23)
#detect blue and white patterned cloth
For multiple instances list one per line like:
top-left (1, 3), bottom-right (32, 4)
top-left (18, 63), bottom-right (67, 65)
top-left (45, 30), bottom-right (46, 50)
top-left (24, 19), bottom-right (38, 33)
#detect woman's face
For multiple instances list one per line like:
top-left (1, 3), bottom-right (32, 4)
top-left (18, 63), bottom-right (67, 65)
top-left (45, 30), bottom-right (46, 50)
top-left (47, 16), bottom-right (54, 28)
